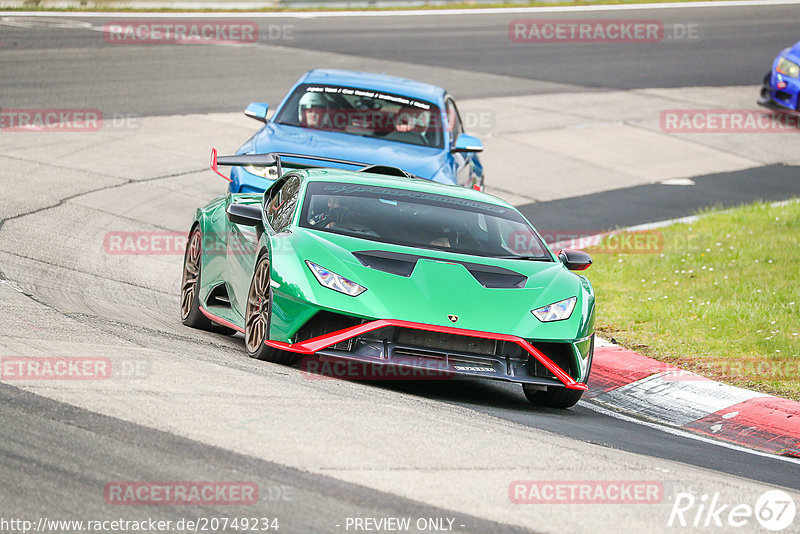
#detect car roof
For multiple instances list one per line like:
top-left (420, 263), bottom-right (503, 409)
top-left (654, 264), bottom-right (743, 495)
top-left (300, 69), bottom-right (446, 104)
top-left (290, 168), bottom-right (512, 209)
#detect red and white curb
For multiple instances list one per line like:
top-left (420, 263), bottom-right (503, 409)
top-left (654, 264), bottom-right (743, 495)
top-left (587, 338), bottom-right (800, 458)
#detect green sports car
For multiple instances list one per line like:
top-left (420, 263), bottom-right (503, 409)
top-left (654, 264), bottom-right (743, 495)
top-left (181, 157), bottom-right (595, 408)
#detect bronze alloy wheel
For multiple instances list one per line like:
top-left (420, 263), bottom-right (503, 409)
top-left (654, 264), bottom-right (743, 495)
top-left (180, 227), bottom-right (235, 335)
top-left (181, 229), bottom-right (202, 321)
top-left (244, 256), bottom-right (299, 364)
top-left (245, 257), bottom-right (271, 354)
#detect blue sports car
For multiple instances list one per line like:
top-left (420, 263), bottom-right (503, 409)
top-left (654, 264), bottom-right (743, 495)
top-left (228, 69), bottom-right (485, 193)
top-left (758, 40), bottom-right (800, 114)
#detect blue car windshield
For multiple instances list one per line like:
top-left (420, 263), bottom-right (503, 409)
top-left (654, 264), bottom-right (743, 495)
top-left (274, 84), bottom-right (444, 149)
top-left (299, 181), bottom-right (551, 260)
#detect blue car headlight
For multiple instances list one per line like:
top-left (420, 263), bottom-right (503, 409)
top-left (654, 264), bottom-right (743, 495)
top-left (531, 297), bottom-right (577, 322)
top-left (244, 164), bottom-right (279, 179)
top-left (777, 57), bottom-right (800, 78)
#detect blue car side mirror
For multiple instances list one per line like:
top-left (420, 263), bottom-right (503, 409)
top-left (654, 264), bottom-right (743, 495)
top-left (453, 134), bottom-right (483, 153)
top-left (244, 103), bottom-right (269, 123)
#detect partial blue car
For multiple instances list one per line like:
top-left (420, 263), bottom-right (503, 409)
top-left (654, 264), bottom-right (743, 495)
top-left (758, 40), bottom-right (800, 113)
top-left (229, 69), bottom-right (485, 193)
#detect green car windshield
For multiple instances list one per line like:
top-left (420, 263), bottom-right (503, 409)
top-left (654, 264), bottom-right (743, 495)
top-left (299, 181), bottom-right (551, 260)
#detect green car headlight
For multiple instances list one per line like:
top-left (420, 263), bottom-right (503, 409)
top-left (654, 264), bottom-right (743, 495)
top-left (777, 57), bottom-right (800, 78)
top-left (306, 261), bottom-right (366, 297)
top-left (531, 297), bottom-right (577, 322)
top-left (244, 164), bottom-right (278, 179)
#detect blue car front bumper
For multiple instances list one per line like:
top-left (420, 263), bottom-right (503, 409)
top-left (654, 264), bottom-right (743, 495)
top-left (230, 166), bottom-right (275, 194)
top-left (759, 71), bottom-right (800, 113)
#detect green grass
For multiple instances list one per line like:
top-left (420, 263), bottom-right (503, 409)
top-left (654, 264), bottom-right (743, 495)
top-left (585, 199), bottom-right (800, 401)
top-left (0, 0), bottom-right (754, 12)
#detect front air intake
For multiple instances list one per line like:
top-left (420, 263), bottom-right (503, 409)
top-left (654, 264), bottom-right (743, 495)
top-left (294, 312), bottom-right (362, 350)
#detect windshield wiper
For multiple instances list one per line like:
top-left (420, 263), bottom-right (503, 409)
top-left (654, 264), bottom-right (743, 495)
top-left (333, 226), bottom-right (375, 235)
top-left (493, 255), bottom-right (552, 261)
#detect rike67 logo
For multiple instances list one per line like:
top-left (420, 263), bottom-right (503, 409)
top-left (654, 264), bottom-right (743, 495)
top-left (668, 490), bottom-right (796, 531)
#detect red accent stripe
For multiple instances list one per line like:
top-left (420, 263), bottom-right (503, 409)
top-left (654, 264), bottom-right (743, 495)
top-left (199, 306), bottom-right (244, 333)
top-left (683, 396), bottom-right (800, 456)
top-left (209, 148), bottom-right (232, 183)
top-left (265, 318), bottom-right (587, 390)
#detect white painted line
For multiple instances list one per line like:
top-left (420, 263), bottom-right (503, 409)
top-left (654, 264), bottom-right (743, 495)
top-left (550, 194), bottom-right (800, 248)
top-left (583, 401), bottom-right (800, 465)
top-left (2, 0), bottom-right (800, 17)
top-left (594, 336), bottom-right (615, 348)
top-left (660, 178), bottom-right (696, 186)
top-left (619, 214), bottom-right (699, 232)
top-left (595, 371), bottom-right (770, 426)
top-left (549, 213), bottom-right (700, 250)
top-left (628, 197), bottom-right (800, 231)
top-left (770, 197), bottom-right (800, 208)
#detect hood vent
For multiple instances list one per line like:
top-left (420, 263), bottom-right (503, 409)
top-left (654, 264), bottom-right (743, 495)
top-left (353, 250), bottom-right (417, 277)
top-left (353, 250), bottom-right (527, 289)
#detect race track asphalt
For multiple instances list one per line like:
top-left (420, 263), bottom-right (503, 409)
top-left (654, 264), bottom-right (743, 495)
top-left (1, 4), bottom-right (799, 532)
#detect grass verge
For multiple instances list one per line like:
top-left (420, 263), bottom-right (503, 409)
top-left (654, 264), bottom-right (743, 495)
top-left (585, 199), bottom-right (800, 401)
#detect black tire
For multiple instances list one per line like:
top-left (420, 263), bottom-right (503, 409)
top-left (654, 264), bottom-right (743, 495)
top-left (244, 255), bottom-right (299, 364)
top-left (522, 384), bottom-right (584, 409)
top-left (180, 227), bottom-right (236, 335)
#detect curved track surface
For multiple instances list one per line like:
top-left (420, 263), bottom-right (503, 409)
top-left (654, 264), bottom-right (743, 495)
top-left (1, 4), bottom-right (799, 533)
top-left (0, 4), bottom-right (798, 114)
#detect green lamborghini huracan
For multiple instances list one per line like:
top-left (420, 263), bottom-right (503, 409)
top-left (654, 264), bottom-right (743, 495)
top-left (181, 155), bottom-right (595, 408)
